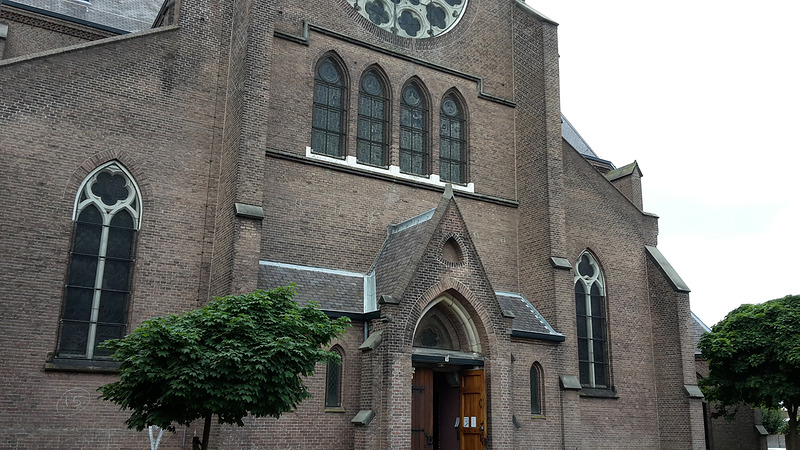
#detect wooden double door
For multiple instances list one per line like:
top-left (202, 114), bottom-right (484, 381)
top-left (411, 368), bottom-right (486, 450)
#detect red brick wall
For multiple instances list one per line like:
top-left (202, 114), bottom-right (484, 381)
top-left (560, 133), bottom-right (683, 447)
top-left (266, 33), bottom-right (517, 200)
top-left (647, 257), bottom-right (706, 449)
top-left (0, 0), bottom-right (712, 447)
top-left (0, 7), bottom-right (224, 446)
top-left (508, 339), bottom-right (565, 449)
top-left (272, 0), bottom-right (515, 101)
top-left (0, 17), bottom-right (88, 59)
top-left (0, 3), bottom-right (117, 60)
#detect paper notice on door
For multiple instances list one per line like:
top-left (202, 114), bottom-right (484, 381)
top-left (471, 416), bottom-right (476, 428)
top-left (464, 416), bottom-right (469, 428)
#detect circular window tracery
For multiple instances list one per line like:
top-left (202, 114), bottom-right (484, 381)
top-left (354, 0), bottom-right (467, 39)
top-left (442, 98), bottom-right (458, 116)
top-left (318, 61), bottom-right (340, 84)
top-left (362, 74), bottom-right (382, 95)
top-left (413, 310), bottom-right (457, 350)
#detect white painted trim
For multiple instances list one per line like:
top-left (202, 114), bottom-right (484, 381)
top-left (364, 271), bottom-right (377, 312)
top-left (72, 161), bottom-right (142, 229)
top-left (259, 260), bottom-right (364, 278)
top-left (305, 146), bottom-right (475, 193)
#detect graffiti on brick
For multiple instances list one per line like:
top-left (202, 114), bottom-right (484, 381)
top-left (57, 388), bottom-right (90, 415)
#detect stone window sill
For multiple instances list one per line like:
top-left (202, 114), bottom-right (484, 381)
top-left (44, 357), bottom-right (120, 373)
top-left (579, 387), bottom-right (618, 399)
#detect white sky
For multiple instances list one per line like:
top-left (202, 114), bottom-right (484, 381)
top-left (527, 0), bottom-right (800, 326)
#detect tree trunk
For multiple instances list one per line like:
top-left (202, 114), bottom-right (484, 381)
top-left (788, 404), bottom-right (798, 450)
top-left (202, 413), bottom-right (212, 449)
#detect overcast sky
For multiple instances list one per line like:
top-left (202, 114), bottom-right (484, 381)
top-left (526, 0), bottom-right (800, 326)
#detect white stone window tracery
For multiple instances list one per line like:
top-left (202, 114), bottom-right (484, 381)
top-left (58, 162), bottom-right (141, 359)
top-left (353, 0), bottom-right (468, 39)
top-left (574, 252), bottom-right (609, 388)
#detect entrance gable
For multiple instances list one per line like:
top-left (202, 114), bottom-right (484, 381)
top-left (370, 185), bottom-right (511, 352)
top-left (367, 185), bottom-right (514, 449)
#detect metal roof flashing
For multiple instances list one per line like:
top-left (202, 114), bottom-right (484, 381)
top-left (514, 0), bottom-right (558, 25)
top-left (645, 246), bottom-right (691, 293)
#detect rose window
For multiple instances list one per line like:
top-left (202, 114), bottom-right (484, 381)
top-left (354, 0), bottom-right (467, 39)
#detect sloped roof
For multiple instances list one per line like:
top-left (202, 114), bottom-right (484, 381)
top-left (371, 208), bottom-right (437, 301)
top-left (4, 0), bottom-right (162, 32)
top-left (258, 263), bottom-right (566, 344)
top-left (562, 114), bottom-right (615, 169)
top-left (514, 0), bottom-right (558, 25)
top-left (645, 246), bottom-right (691, 293)
top-left (562, 114), bottom-right (598, 158)
top-left (496, 291), bottom-right (564, 342)
top-left (691, 311), bottom-right (712, 355)
top-left (370, 186), bottom-right (471, 302)
top-left (258, 187), bottom-right (566, 347)
top-left (258, 261), bottom-right (365, 313)
top-left (605, 161), bottom-right (642, 182)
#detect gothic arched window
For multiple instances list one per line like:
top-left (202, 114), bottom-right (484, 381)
top-left (357, 69), bottom-right (389, 167)
top-left (439, 93), bottom-right (467, 184)
top-left (58, 162), bottom-right (141, 359)
top-left (399, 81), bottom-right (428, 176)
top-left (312, 57), bottom-right (347, 158)
top-left (325, 346), bottom-right (344, 408)
top-left (530, 362), bottom-right (543, 415)
top-left (574, 252), bottom-right (609, 388)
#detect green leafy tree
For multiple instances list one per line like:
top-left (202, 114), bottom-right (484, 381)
top-left (763, 408), bottom-right (788, 435)
top-left (99, 287), bottom-right (350, 449)
top-left (698, 295), bottom-right (800, 450)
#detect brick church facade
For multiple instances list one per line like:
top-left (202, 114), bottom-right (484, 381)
top-left (0, 0), bottom-right (758, 448)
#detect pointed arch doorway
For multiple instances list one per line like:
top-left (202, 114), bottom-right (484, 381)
top-left (411, 294), bottom-right (486, 450)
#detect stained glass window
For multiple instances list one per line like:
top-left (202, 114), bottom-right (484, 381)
top-left (58, 163), bottom-right (140, 359)
top-left (439, 94), bottom-right (466, 184)
top-left (312, 58), bottom-right (347, 158)
top-left (574, 252), bottom-right (609, 388)
top-left (357, 70), bottom-right (389, 167)
top-left (399, 82), bottom-right (428, 176)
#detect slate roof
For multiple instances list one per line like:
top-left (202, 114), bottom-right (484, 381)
top-left (259, 189), bottom-right (565, 345)
top-left (605, 161), bottom-right (642, 182)
top-left (6, 0), bottom-right (163, 32)
top-left (562, 114), bottom-right (598, 158)
top-left (496, 291), bottom-right (564, 341)
top-left (562, 114), bottom-right (615, 170)
top-left (691, 311), bottom-right (712, 356)
top-left (258, 262), bottom-right (566, 342)
top-left (258, 261), bottom-right (365, 313)
top-left (371, 208), bottom-right (437, 301)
